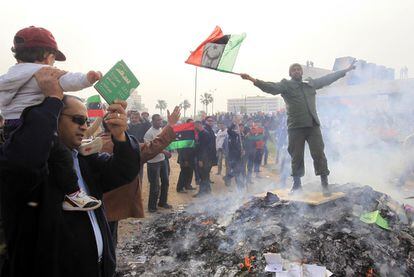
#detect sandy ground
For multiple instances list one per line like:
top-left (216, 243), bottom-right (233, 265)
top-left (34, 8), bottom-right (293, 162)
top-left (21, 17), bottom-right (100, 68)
top-left (117, 153), bottom-right (280, 245)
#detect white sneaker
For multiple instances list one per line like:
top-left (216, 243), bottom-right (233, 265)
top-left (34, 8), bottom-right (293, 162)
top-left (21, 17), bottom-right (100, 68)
top-left (62, 190), bottom-right (102, 211)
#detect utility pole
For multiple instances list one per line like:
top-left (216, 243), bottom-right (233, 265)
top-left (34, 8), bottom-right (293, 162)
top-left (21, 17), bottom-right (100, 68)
top-left (211, 88), bottom-right (217, 114)
top-left (193, 67), bottom-right (197, 117)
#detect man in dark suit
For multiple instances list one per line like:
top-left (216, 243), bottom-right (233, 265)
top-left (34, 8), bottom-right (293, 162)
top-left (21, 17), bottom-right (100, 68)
top-left (194, 116), bottom-right (217, 197)
top-left (0, 67), bottom-right (140, 277)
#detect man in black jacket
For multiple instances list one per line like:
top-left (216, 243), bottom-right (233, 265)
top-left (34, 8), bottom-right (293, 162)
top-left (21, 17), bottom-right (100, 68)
top-left (223, 123), bottom-right (244, 190)
top-left (0, 67), bottom-right (140, 277)
top-left (194, 117), bottom-right (217, 197)
top-left (176, 119), bottom-right (197, 193)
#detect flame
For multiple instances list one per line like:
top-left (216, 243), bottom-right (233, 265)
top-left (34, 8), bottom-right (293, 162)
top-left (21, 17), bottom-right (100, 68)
top-left (200, 219), bottom-right (214, 225)
top-left (244, 256), bottom-right (251, 268)
top-left (366, 268), bottom-right (374, 277)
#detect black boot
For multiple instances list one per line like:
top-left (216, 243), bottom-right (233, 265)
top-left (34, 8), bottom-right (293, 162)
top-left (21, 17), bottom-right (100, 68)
top-left (321, 175), bottom-right (331, 196)
top-left (290, 176), bottom-right (302, 194)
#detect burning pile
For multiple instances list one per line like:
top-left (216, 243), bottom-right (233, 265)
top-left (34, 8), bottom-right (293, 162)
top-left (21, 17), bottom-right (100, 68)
top-left (117, 184), bottom-right (414, 276)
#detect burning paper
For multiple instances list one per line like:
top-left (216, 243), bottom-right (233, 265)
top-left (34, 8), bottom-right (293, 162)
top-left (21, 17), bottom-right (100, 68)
top-left (263, 253), bottom-right (283, 272)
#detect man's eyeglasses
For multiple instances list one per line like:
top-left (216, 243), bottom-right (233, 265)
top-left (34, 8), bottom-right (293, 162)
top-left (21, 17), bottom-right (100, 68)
top-left (61, 114), bottom-right (89, 126)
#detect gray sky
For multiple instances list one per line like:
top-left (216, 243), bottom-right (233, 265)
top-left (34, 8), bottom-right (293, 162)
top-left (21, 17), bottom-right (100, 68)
top-left (1, 0), bottom-right (413, 115)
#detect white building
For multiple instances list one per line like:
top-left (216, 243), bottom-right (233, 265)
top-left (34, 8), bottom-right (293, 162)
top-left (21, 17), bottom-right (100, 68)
top-left (227, 96), bottom-right (284, 114)
top-left (127, 90), bottom-right (147, 112)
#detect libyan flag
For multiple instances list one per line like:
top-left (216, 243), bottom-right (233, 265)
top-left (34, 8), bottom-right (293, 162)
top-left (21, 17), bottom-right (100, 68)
top-left (87, 95), bottom-right (104, 118)
top-left (185, 26), bottom-right (246, 73)
top-left (167, 122), bottom-right (195, 150)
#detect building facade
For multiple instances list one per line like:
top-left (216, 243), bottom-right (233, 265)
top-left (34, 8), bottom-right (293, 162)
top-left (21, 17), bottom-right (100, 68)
top-left (227, 96), bottom-right (284, 114)
top-left (127, 90), bottom-right (147, 112)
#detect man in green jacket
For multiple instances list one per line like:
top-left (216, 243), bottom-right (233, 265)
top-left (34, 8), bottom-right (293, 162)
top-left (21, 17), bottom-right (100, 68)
top-left (240, 61), bottom-right (356, 194)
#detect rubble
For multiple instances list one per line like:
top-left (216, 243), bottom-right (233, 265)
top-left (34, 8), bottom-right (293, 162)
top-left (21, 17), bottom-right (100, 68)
top-left (116, 184), bottom-right (414, 276)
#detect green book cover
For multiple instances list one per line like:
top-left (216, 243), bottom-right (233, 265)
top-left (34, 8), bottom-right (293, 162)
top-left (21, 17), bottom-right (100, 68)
top-left (94, 60), bottom-right (140, 104)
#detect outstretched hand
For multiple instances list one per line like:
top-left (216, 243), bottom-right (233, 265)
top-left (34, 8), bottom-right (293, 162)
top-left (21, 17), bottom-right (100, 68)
top-left (87, 70), bottom-right (102, 84)
top-left (347, 59), bottom-right (357, 72)
top-left (167, 106), bottom-right (181, 126)
top-left (240, 73), bottom-right (256, 83)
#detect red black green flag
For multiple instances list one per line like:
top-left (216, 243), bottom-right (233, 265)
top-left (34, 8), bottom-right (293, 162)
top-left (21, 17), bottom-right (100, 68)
top-left (86, 95), bottom-right (104, 118)
top-left (185, 26), bottom-right (246, 73)
top-left (167, 122), bottom-right (195, 150)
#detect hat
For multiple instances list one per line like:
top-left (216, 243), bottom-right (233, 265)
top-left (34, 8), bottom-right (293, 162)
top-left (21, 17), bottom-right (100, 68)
top-left (13, 26), bottom-right (66, 61)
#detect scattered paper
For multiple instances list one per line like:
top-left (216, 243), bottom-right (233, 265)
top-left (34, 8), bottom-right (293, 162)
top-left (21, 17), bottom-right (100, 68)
top-left (274, 264), bottom-right (301, 277)
top-left (136, 255), bottom-right (146, 263)
top-left (264, 253), bottom-right (283, 272)
top-left (264, 253), bottom-right (333, 276)
top-left (360, 210), bottom-right (390, 230)
top-left (303, 264), bottom-right (327, 277)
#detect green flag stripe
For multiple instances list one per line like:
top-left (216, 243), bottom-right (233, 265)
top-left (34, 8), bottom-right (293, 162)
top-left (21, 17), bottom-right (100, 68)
top-left (87, 95), bottom-right (101, 104)
top-left (217, 33), bottom-right (246, 72)
top-left (167, 140), bottom-right (195, 150)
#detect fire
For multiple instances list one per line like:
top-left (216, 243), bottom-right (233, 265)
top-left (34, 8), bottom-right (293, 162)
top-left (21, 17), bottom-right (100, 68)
top-left (366, 268), bottom-right (374, 277)
top-left (200, 219), bottom-right (214, 225)
top-left (239, 256), bottom-right (257, 273)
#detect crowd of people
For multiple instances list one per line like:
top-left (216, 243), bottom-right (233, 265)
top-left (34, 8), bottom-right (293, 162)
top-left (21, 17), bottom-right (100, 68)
top-left (2, 25), bottom-right (412, 277)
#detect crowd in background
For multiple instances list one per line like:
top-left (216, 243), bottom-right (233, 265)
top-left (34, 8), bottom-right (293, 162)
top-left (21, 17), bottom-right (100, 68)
top-left (121, 110), bottom-right (291, 206)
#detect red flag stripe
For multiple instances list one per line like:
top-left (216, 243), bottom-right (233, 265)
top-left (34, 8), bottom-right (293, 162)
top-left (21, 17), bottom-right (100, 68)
top-left (173, 122), bottom-right (195, 133)
top-left (185, 26), bottom-right (224, 66)
top-left (88, 109), bottom-right (105, 117)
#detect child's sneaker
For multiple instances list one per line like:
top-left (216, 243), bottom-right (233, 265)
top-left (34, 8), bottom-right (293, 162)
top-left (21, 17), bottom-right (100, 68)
top-left (62, 190), bottom-right (101, 211)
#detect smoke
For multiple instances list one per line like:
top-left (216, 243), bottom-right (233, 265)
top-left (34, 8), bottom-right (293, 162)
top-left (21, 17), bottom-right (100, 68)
top-left (312, 78), bottom-right (414, 204)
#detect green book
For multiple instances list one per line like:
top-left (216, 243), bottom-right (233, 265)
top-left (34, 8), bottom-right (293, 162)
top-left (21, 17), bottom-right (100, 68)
top-left (94, 60), bottom-right (140, 104)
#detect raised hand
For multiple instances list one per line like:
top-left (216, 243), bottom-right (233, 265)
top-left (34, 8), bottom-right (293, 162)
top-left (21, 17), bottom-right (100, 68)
top-left (167, 106), bottom-right (181, 126)
top-left (347, 59), bottom-right (357, 71)
top-left (104, 100), bottom-right (128, 141)
top-left (240, 73), bottom-right (256, 83)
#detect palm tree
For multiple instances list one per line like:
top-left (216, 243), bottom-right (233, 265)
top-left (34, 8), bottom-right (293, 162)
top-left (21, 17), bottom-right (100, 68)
top-left (181, 99), bottom-right (191, 117)
top-left (155, 100), bottom-right (167, 115)
top-left (200, 93), bottom-right (213, 114)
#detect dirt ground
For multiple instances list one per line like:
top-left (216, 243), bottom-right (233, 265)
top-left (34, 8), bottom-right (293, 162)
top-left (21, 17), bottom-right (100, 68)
top-left (117, 153), bottom-right (280, 245)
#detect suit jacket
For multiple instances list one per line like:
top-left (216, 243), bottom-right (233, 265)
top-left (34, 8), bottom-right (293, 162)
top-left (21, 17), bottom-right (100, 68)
top-left (102, 125), bottom-right (175, 221)
top-left (0, 97), bottom-right (140, 277)
top-left (196, 125), bottom-right (217, 165)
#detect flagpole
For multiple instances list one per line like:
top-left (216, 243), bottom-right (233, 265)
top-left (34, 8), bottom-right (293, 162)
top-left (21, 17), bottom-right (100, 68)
top-left (194, 67), bottom-right (197, 118)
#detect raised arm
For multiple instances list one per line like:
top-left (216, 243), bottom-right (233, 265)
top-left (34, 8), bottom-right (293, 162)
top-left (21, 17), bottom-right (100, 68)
top-left (310, 60), bottom-right (356, 90)
top-left (59, 70), bottom-right (101, 92)
top-left (241, 73), bottom-right (287, 95)
top-left (95, 101), bottom-right (141, 192)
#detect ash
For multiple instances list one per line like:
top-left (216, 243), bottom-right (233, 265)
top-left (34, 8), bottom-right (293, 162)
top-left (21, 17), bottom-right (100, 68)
top-left (116, 184), bottom-right (414, 276)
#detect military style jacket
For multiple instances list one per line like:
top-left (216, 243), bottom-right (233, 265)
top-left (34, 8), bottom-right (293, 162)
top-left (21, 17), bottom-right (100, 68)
top-left (254, 69), bottom-right (348, 129)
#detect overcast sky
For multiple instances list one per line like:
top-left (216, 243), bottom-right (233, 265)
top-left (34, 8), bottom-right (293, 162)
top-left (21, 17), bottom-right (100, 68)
top-left (1, 0), bottom-right (412, 115)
